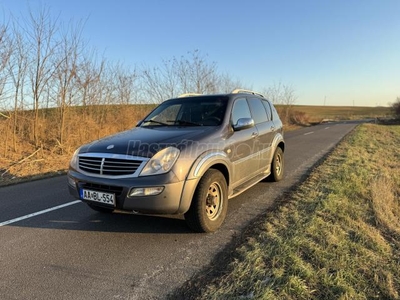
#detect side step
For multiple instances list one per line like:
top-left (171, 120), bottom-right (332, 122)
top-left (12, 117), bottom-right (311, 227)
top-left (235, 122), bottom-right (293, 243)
top-left (229, 172), bottom-right (270, 199)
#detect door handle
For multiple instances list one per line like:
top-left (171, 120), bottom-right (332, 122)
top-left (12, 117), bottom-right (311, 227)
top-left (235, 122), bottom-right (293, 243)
top-left (251, 132), bottom-right (259, 138)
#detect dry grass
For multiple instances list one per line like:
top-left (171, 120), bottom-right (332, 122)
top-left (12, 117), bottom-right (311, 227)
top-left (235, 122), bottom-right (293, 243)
top-left (371, 175), bottom-right (400, 236)
top-left (0, 105), bottom-right (153, 185)
top-left (283, 105), bottom-right (392, 123)
top-left (178, 123), bottom-right (400, 299)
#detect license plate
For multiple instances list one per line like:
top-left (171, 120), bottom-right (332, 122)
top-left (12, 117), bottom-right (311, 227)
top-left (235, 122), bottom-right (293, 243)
top-left (80, 189), bottom-right (116, 206)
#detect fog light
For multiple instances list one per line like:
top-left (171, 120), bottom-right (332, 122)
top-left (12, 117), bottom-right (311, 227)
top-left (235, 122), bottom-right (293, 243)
top-left (67, 176), bottom-right (76, 187)
top-left (128, 187), bottom-right (164, 197)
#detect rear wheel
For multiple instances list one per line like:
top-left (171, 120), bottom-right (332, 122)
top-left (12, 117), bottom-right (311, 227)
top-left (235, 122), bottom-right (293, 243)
top-left (185, 169), bottom-right (228, 233)
top-left (87, 203), bottom-right (114, 213)
top-left (269, 147), bottom-right (284, 182)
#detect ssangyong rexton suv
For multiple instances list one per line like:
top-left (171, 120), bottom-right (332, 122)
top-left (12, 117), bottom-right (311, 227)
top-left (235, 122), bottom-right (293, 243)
top-left (68, 89), bottom-right (285, 232)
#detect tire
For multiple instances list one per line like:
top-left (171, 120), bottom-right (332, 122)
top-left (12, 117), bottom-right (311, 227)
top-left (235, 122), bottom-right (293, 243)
top-left (184, 169), bottom-right (228, 233)
top-left (269, 147), bottom-right (284, 182)
top-left (87, 203), bottom-right (114, 213)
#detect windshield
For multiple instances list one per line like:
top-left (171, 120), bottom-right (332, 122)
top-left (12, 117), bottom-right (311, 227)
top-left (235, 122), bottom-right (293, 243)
top-left (140, 96), bottom-right (228, 127)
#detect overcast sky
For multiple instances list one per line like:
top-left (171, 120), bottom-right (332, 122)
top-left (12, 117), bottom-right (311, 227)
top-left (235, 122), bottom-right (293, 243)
top-left (1, 0), bottom-right (399, 106)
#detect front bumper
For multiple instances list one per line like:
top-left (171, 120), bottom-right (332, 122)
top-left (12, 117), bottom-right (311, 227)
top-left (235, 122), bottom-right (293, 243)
top-left (67, 170), bottom-right (197, 214)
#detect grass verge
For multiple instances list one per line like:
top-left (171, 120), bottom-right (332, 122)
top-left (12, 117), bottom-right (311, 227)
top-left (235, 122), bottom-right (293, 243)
top-left (174, 123), bottom-right (400, 299)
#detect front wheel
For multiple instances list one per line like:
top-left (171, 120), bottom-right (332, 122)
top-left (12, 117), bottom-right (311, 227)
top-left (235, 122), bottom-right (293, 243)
top-left (184, 169), bottom-right (228, 233)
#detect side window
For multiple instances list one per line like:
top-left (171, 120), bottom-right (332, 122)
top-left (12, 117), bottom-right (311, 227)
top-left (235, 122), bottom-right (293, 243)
top-left (231, 98), bottom-right (251, 126)
top-left (262, 100), bottom-right (272, 121)
top-left (248, 98), bottom-right (268, 124)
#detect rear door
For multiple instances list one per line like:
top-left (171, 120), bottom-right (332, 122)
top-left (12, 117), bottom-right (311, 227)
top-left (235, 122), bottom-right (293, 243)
top-left (248, 98), bottom-right (276, 172)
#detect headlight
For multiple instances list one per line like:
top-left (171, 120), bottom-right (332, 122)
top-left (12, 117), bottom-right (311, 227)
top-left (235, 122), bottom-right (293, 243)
top-left (70, 147), bottom-right (81, 169)
top-left (140, 147), bottom-right (180, 176)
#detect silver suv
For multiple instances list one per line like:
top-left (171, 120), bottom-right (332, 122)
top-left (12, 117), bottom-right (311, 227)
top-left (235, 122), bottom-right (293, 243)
top-left (68, 90), bottom-right (285, 232)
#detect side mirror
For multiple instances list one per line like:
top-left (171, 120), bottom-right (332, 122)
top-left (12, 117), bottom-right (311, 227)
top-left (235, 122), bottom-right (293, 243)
top-left (233, 118), bottom-right (255, 131)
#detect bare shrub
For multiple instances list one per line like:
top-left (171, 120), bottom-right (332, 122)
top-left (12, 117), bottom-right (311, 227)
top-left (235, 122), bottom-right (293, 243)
top-left (392, 97), bottom-right (400, 117)
top-left (289, 110), bottom-right (310, 126)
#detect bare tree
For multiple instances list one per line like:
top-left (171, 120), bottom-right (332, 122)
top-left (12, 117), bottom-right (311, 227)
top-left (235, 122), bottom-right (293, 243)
top-left (0, 23), bottom-right (12, 104)
top-left (112, 63), bottom-right (138, 105)
top-left (76, 50), bottom-right (105, 107)
top-left (282, 83), bottom-right (297, 122)
top-left (263, 81), bottom-right (297, 123)
top-left (141, 59), bottom-right (179, 103)
top-left (25, 7), bottom-right (62, 146)
top-left (86, 60), bottom-right (120, 132)
top-left (141, 50), bottom-right (220, 102)
top-left (263, 81), bottom-right (284, 104)
top-left (6, 21), bottom-right (29, 152)
top-left (0, 23), bottom-right (13, 157)
top-left (177, 50), bottom-right (219, 94)
top-left (53, 21), bottom-right (85, 152)
top-left (217, 72), bottom-right (249, 94)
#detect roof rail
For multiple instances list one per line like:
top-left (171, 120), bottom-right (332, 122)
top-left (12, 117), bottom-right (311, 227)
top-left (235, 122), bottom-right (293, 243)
top-left (178, 93), bottom-right (202, 98)
top-left (231, 89), bottom-right (265, 98)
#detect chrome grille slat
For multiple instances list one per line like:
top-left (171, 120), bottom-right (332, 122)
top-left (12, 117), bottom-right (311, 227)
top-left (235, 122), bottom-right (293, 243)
top-left (103, 161), bottom-right (140, 166)
top-left (80, 158), bottom-right (102, 162)
top-left (78, 155), bottom-right (144, 177)
top-left (102, 163), bottom-right (141, 168)
top-left (80, 166), bottom-right (101, 171)
top-left (80, 162), bottom-right (102, 167)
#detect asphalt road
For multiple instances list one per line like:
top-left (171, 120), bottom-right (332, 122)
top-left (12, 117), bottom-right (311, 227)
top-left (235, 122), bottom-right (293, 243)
top-left (0, 121), bottom-right (361, 300)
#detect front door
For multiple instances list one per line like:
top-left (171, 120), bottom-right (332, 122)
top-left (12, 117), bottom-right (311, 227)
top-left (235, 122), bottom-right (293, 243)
top-left (227, 98), bottom-right (260, 186)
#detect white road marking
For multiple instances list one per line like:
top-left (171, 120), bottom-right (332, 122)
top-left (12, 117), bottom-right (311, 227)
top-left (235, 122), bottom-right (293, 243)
top-left (304, 132), bottom-right (314, 135)
top-left (0, 200), bottom-right (81, 227)
top-left (325, 127), bottom-right (330, 129)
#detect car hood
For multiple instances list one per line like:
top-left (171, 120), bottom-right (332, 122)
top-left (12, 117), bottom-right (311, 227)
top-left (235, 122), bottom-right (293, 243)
top-left (80, 126), bottom-right (218, 158)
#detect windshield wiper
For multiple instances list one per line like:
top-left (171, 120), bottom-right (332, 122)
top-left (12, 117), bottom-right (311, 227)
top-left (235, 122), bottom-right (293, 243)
top-left (142, 119), bottom-right (169, 126)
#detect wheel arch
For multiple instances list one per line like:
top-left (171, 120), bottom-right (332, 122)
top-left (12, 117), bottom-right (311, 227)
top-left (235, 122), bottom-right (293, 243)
top-left (176, 151), bottom-right (232, 214)
top-left (272, 132), bottom-right (285, 153)
top-left (187, 150), bottom-right (232, 183)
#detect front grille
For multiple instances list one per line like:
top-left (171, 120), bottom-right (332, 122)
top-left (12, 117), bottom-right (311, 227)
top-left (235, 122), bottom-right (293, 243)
top-left (79, 156), bottom-right (143, 176)
top-left (82, 182), bottom-right (123, 196)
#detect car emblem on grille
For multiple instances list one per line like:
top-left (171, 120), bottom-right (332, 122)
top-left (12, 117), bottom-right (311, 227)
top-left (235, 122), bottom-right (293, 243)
top-left (107, 145), bottom-right (114, 150)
